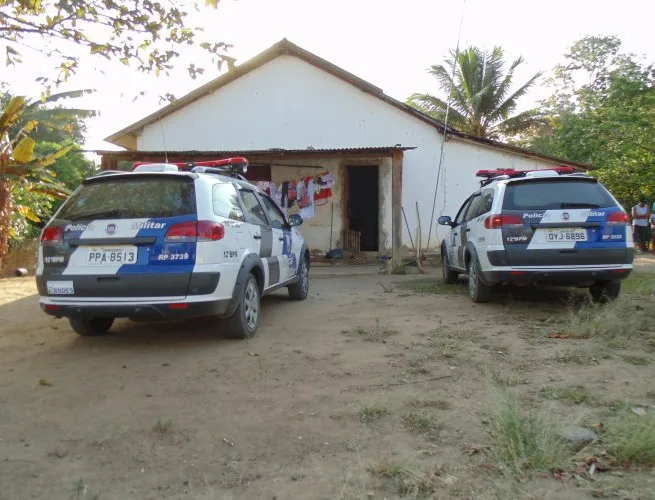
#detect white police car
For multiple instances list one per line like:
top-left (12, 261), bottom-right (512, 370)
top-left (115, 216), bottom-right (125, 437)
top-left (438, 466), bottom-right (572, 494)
top-left (438, 167), bottom-right (634, 303)
top-left (36, 158), bottom-right (309, 338)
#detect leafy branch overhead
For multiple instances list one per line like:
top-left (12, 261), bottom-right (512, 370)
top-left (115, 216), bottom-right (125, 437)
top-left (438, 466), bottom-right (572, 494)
top-left (407, 46), bottom-right (544, 139)
top-left (0, 0), bottom-right (231, 84)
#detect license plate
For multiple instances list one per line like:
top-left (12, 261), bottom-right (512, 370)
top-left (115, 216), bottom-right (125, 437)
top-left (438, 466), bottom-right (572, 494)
top-left (47, 280), bottom-right (74, 295)
top-left (545, 228), bottom-right (587, 242)
top-left (86, 246), bottom-right (137, 265)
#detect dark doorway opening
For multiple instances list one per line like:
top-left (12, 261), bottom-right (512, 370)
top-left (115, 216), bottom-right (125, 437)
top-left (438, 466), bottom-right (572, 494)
top-left (347, 166), bottom-right (379, 252)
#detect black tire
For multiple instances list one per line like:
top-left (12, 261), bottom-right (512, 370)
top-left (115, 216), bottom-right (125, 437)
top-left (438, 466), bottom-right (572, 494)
top-left (590, 281), bottom-right (621, 302)
top-left (224, 274), bottom-right (260, 339)
top-left (288, 255), bottom-right (309, 300)
top-left (69, 317), bottom-right (114, 336)
top-left (441, 248), bottom-right (459, 284)
top-left (467, 254), bottom-right (493, 303)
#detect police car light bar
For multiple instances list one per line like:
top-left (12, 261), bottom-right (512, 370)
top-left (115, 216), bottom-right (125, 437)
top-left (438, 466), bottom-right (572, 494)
top-left (133, 157), bottom-right (249, 173)
top-left (133, 163), bottom-right (179, 173)
top-left (475, 166), bottom-right (576, 178)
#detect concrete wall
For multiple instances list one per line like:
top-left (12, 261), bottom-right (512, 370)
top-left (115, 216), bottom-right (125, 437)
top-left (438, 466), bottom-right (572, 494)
top-left (135, 54), bottom-right (569, 252)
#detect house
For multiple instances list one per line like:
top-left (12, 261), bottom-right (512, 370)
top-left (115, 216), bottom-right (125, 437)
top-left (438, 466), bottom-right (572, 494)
top-left (100, 39), bottom-right (591, 256)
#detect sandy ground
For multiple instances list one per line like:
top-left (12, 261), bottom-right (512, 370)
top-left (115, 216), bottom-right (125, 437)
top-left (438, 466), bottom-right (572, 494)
top-left (0, 262), bottom-right (654, 500)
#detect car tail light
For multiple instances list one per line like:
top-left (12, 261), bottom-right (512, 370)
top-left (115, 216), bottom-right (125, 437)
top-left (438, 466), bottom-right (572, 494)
top-left (607, 211), bottom-right (629, 224)
top-left (165, 221), bottom-right (224, 242)
top-left (41, 226), bottom-right (63, 243)
top-left (197, 221), bottom-right (225, 241)
top-left (484, 214), bottom-right (523, 229)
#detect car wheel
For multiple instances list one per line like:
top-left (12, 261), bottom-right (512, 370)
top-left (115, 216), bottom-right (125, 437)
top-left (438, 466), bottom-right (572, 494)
top-left (225, 274), bottom-right (260, 339)
top-left (590, 281), bottom-right (621, 302)
top-left (69, 317), bottom-right (114, 336)
top-left (288, 256), bottom-right (309, 300)
top-left (441, 249), bottom-right (459, 284)
top-left (467, 255), bottom-right (493, 303)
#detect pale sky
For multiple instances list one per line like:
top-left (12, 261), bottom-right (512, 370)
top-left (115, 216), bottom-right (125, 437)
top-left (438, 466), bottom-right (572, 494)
top-left (2, 0), bottom-right (654, 153)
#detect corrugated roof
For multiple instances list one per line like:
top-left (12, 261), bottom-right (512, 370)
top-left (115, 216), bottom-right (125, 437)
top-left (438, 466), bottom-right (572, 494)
top-left (92, 146), bottom-right (415, 158)
top-left (103, 38), bottom-right (594, 171)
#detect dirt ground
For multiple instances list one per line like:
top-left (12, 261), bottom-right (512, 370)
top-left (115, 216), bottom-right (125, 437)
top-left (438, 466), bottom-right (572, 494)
top-left (1, 260), bottom-right (654, 500)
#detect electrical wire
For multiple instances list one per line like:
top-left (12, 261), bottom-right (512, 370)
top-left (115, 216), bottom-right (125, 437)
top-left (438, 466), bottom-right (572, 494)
top-left (424, 0), bottom-right (466, 252)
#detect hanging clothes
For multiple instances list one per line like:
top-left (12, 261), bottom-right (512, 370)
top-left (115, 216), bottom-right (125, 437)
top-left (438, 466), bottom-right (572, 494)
top-left (299, 178), bottom-right (315, 219)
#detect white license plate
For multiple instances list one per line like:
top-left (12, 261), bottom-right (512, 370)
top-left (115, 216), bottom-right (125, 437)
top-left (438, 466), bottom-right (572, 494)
top-left (47, 281), bottom-right (74, 295)
top-left (545, 228), bottom-right (588, 242)
top-left (86, 246), bottom-right (137, 265)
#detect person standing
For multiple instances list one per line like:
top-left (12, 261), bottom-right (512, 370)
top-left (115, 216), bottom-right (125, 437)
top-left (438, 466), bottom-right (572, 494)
top-left (632, 198), bottom-right (651, 252)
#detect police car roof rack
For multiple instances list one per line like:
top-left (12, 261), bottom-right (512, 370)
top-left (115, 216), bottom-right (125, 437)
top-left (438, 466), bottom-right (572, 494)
top-left (133, 157), bottom-right (250, 180)
top-left (475, 166), bottom-right (579, 187)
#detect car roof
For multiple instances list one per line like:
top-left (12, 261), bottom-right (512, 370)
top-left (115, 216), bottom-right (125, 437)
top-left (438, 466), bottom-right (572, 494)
top-left (85, 170), bottom-right (266, 194)
top-left (485, 173), bottom-right (595, 189)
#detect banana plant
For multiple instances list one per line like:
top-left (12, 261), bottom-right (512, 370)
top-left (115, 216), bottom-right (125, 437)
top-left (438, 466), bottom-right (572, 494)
top-left (0, 96), bottom-right (73, 269)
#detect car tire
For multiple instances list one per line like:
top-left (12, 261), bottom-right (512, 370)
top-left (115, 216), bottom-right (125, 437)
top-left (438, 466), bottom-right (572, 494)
top-left (590, 281), bottom-right (621, 302)
top-left (467, 254), bottom-right (493, 303)
top-left (69, 317), bottom-right (114, 336)
top-left (288, 255), bottom-right (309, 300)
top-left (441, 249), bottom-right (459, 284)
top-left (225, 274), bottom-right (260, 339)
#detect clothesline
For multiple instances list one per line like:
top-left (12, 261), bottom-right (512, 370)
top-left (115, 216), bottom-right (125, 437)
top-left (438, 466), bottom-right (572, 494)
top-left (257, 171), bottom-right (334, 219)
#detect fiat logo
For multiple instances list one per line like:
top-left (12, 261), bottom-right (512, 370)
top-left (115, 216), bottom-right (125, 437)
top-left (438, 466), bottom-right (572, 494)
top-left (106, 224), bottom-right (117, 235)
top-left (561, 212), bottom-right (570, 221)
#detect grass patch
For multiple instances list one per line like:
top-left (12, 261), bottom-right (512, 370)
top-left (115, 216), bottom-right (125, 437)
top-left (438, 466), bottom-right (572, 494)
top-left (622, 355), bottom-right (650, 365)
top-left (359, 402), bottom-right (390, 424)
top-left (342, 320), bottom-right (397, 342)
top-left (621, 271), bottom-right (655, 296)
top-left (491, 370), bottom-right (520, 387)
top-left (540, 385), bottom-right (591, 405)
top-left (369, 460), bottom-right (437, 497)
top-left (396, 278), bottom-right (466, 295)
top-left (407, 357), bottom-right (431, 375)
top-left (409, 396), bottom-right (451, 410)
top-left (403, 409), bottom-right (443, 439)
top-left (603, 409), bottom-right (655, 466)
top-left (555, 348), bottom-right (606, 365)
top-left (152, 419), bottom-right (172, 434)
top-left (488, 390), bottom-right (569, 475)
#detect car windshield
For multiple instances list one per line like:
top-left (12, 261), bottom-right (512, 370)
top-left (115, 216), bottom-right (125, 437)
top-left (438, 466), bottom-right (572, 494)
top-left (502, 179), bottom-right (616, 211)
top-left (56, 177), bottom-right (196, 220)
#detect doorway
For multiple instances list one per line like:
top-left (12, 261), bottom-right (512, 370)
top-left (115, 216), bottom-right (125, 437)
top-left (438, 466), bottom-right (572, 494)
top-left (346, 166), bottom-right (379, 252)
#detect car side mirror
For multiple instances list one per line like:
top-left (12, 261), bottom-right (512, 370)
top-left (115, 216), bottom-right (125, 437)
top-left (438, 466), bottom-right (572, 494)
top-left (288, 214), bottom-right (303, 227)
top-left (437, 216), bottom-right (453, 226)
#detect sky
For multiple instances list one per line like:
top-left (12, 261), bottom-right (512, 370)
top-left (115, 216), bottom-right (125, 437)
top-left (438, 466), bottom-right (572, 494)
top-left (2, 0), bottom-right (654, 155)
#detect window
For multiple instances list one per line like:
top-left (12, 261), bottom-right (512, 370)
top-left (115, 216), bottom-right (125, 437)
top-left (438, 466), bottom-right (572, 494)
top-left (464, 194), bottom-right (483, 222)
top-left (502, 180), bottom-right (615, 210)
top-left (239, 190), bottom-right (269, 226)
top-left (454, 197), bottom-right (473, 225)
top-left (57, 177), bottom-right (196, 220)
top-left (477, 189), bottom-right (494, 217)
top-left (212, 183), bottom-right (244, 221)
top-left (260, 195), bottom-right (287, 229)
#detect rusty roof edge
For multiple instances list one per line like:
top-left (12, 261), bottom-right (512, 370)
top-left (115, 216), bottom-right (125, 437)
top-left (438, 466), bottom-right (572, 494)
top-left (89, 146), bottom-right (417, 155)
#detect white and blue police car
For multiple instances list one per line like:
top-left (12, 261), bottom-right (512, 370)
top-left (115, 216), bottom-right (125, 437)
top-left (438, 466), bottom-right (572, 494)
top-left (438, 167), bottom-right (634, 303)
top-left (36, 158), bottom-right (309, 338)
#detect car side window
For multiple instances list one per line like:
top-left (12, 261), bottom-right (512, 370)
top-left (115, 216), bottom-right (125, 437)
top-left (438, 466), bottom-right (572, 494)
top-left (464, 194), bottom-right (482, 222)
top-left (477, 189), bottom-right (494, 217)
top-left (454, 198), bottom-right (473, 225)
top-left (260, 195), bottom-right (287, 230)
top-left (212, 183), bottom-right (245, 221)
top-left (239, 189), bottom-right (270, 226)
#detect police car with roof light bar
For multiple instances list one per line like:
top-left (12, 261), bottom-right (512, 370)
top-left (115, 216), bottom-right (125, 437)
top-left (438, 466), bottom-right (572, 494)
top-left (36, 157), bottom-right (310, 339)
top-left (438, 167), bottom-right (634, 303)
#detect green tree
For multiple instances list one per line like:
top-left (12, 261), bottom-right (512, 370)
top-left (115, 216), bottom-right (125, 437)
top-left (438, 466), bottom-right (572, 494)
top-left (1, 0), bottom-right (231, 85)
top-left (530, 36), bottom-right (655, 208)
top-left (407, 46), bottom-right (543, 139)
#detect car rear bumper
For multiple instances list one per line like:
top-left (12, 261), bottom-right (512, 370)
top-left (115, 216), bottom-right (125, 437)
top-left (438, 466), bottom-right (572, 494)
top-left (482, 267), bottom-right (632, 286)
top-left (39, 298), bottom-right (232, 320)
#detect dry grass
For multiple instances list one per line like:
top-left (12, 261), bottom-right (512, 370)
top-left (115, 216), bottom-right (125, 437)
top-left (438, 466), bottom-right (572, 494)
top-left (359, 401), bottom-right (390, 425)
top-left (603, 410), bottom-right (655, 466)
top-left (539, 385), bottom-right (592, 405)
top-left (488, 390), bottom-right (569, 475)
top-left (368, 460), bottom-right (439, 497)
top-left (342, 320), bottom-right (398, 342)
top-left (403, 409), bottom-right (443, 439)
top-left (396, 278), bottom-right (466, 295)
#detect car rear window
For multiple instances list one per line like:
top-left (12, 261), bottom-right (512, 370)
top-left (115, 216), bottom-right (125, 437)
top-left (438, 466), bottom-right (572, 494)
top-left (502, 180), bottom-right (616, 210)
top-left (57, 177), bottom-right (196, 220)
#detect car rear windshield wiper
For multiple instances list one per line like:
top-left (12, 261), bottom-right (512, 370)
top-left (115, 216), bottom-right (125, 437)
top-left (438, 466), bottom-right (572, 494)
top-left (560, 203), bottom-right (601, 209)
top-left (68, 210), bottom-right (122, 221)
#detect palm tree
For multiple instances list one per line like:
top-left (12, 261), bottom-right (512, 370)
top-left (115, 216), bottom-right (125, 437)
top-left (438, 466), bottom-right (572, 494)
top-left (408, 46), bottom-right (543, 139)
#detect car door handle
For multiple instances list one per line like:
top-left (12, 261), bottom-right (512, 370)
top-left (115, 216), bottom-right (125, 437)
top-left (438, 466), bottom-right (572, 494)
top-left (253, 235), bottom-right (262, 240)
top-left (466, 228), bottom-right (471, 232)
top-left (278, 237), bottom-right (285, 241)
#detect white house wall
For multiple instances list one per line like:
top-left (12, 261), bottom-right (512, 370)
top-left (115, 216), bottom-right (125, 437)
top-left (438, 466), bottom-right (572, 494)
top-left (135, 54), bottom-right (569, 252)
